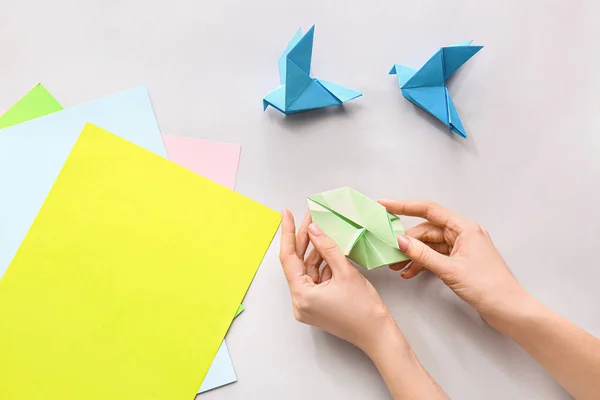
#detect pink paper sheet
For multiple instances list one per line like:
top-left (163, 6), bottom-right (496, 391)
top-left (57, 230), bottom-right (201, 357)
top-left (161, 135), bottom-right (241, 190)
top-left (161, 134), bottom-right (242, 393)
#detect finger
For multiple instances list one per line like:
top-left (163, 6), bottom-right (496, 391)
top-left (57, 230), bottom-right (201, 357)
top-left (379, 200), bottom-right (463, 232)
top-left (406, 222), bottom-right (445, 243)
top-left (401, 263), bottom-right (424, 279)
top-left (389, 260), bottom-right (411, 271)
top-left (279, 209), bottom-right (307, 288)
top-left (304, 248), bottom-right (323, 284)
top-left (427, 241), bottom-right (450, 255)
top-left (319, 265), bottom-right (332, 283)
top-left (399, 242), bottom-right (450, 278)
top-left (307, 223), bottom-right (352, 274)
top-left (296, 211), bottom-right (312, 258)
top-left (396, 234), bottom-right (453, 277)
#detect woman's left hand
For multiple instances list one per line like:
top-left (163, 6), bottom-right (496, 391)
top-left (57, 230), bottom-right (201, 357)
top-left (279, 209), bottom-right (401, 354)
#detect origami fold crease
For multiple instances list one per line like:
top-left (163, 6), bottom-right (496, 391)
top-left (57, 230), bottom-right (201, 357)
top-left (263, 25), bottom-right (362, 114)
top-left (307, 187), bottom-right (409, 270)
top-left (390, 41), bottom-right (483, 138)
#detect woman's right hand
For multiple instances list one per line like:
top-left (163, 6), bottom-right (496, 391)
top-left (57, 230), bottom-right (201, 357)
top-left (378, 200), bottom-right (532, 328)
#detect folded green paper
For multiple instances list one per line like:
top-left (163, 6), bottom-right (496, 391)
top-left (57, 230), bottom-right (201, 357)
top-left (307, 187), bottom-right (409, 270)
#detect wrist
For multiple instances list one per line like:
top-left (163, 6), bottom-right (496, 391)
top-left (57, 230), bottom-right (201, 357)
top-left (361, 319), bottom-right (447, 399)
top-left (360, 316), bottom-right (410, 361)
top-left (478, 288), bottom-right (541, 337)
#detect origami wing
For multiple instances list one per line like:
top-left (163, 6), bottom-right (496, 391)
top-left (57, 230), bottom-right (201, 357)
top-left (279, 26), bottom-right (315, 109)
top-left (442, 40), bottom-right (482, 80)
top-left (278, 29), bottom-right (303, 85)
top-left (278, 27), bottom-right (313, 85)
top-left (402, 41), bottom-right (483, 87)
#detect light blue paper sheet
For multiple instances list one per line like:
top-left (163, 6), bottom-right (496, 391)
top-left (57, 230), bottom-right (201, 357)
top-left (0, 86), bottom-right (238, 393)
top-left (0, 87), bottom-right (167, 277)
top-left (199, 341), bottom-right (237, 393)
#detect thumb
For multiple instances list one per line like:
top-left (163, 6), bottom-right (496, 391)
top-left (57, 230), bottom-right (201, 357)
top-left (397, 235), bottom-right (452, 276)
top-left (308, 223), bottom-right (352, 274)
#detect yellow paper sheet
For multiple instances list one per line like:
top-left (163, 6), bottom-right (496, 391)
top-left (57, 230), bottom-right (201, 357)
top-left (0, 124), bottom-right (280, 400)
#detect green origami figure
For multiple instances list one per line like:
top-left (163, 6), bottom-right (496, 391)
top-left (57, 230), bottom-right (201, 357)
top-left (307, 187), bottom-right (410, 270)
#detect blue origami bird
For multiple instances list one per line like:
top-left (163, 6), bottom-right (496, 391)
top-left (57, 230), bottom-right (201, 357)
top-left (390, 41), bottom-right (483, 138)
top-left (263, 26), bottom-right (362, 114)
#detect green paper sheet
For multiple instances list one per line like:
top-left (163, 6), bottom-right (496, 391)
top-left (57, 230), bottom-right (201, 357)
top-left (308, 187), bottom-right (410, 270)
top-left (0, 84), bottom-right (62, 129)
top-left (235, 304), bottom-right (245, 317)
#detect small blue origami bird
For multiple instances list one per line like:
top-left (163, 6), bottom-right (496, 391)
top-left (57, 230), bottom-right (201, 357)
top-left (390, 41), bottom-right (483, 138)
top-left (263, 26), bottom-right (362, 114)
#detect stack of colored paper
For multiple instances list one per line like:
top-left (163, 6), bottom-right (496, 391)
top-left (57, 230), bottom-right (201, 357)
top-left (0, 85), bottom-right (280, 399)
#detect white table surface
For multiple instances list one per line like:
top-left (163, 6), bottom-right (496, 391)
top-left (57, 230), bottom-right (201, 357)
top-left (2, 0), bottom-right (599, 398)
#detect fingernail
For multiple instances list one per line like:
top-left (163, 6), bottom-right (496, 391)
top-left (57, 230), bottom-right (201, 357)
top-left (400, 264), bottom-right (411, 278)
top-left (397, 235), bottom-right (410, 252)
top-left (308, 223), bottom-right (324, 236)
